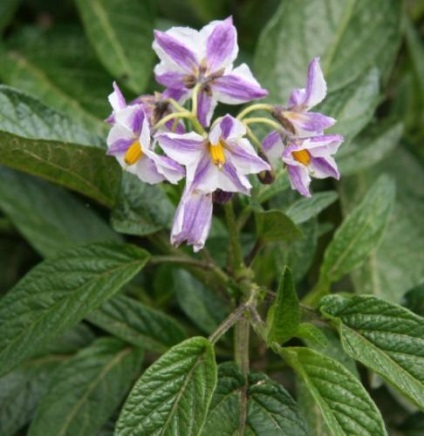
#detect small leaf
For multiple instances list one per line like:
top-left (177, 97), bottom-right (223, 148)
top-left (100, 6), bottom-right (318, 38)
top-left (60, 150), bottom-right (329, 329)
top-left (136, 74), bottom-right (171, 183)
top-left (116, 337), bottom-right (217, 436)
top-left (319, 294), bottom-right (424, 410)
top-left (0, 167), bottom-right (121, 258)
top-left (0, 242), bottom-right (149, 376)
top-left (75, 0), bottom-right (155, 93)
top-left (286, 191), bottom-right (338, 225)
top-left (319, 174), bottom-right (395, 284)
top-left (29, 338), bottom-right (142, 436)
top-left (86, 294), bottom-right (186, 352)
top-left (202, 363), bottom-right (308, 435)
top-left (255, 209), bottom-right (303, 242)
top-left (266, 267), bottom-right (300, 344)
top-left (111, 172), bottom-right (175, 236)
top-left (279, 347), bottom-right (387, 436)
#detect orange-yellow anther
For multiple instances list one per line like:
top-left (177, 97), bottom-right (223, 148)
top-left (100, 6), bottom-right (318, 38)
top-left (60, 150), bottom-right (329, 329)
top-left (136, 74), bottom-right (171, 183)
top-left (124, 140), bottom-right (144, 165)
top-left (209, 141), bottom-right (226, 168)
top-left (292, 149), bottom-right (311, 166)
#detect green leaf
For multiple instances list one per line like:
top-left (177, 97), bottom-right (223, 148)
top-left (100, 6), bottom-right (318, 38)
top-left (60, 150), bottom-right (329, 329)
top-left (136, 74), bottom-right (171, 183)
top-left (319, 294), bottom-right (424, 410)
top-left (86, 294), bottom-right (186, 352)
top-left (173, 269), bottom-right (229, 334)
top-left (279, 347), bottom-right (387, 436)
top-left (255, 209), bottom-right (303, 242)
top-left (405, 17), bottom-right (424, 106)
top-left (75, 0), bottom-right (155, 93)
top-left (337, 121), bottom-right (403, 176)
top-left (0, 26), bottom-right (112, 134)
top-left (0, 86), bottom-right (120, 207)
top-left (266, 267), bottom-right (300, 344)
top-left (0, 85), bottom-right (102, 146)
top-left (0, 0), bottom-right (19, 32)
top-left (116, 337), bottom-right (217, 436)
top-left (0, 168), bottom-right (121, 258)
top-left (29, 338), bottom-right (142, 436)
top-left (319, 68), bottom-right (380, 141)
top-left (341, 149), bottom-right (424, 302)
top-left (202, 363), bottom-right (308, 435)
top-left (0, 242), bottom-right (149, 376)
top-left (255, 0), bottom-right (402, 98)
top-left (286, 191), bottom-right (338, 225)
top-left (319, 174), bottom-right (395, 284)
top-left (0, 356), bottom-right (64, 436)
top-left (111, 173), bottom-right (175, 236)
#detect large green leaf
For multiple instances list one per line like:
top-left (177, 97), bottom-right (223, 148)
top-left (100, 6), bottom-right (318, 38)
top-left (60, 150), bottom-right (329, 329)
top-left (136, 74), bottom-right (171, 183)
top-left (0, 242), bottom-right (149, 376)
top-left (319, 174), bottom-right (395, 285)
top-left (0, 168), bottom-right (120, 258)
top-left (0, 86), bottom-right (120, 207)
top-left (0, 85), bottom-right (102, 146)
top-left (255, 209), bottom-right (303, 242)
top-left (173, 269), bottom-right (229, 334)
top-left (116, 337), bottom-right (216, 436)
top-left (111, 172), bottom-right (175, 236)
top-left (337, 121), bottom-right (403, 176)
top-left (341, 149), bottom-right (424, 303)
top-left (0, 356), bottom-right (63, 436)
top-left (320, 294), bottom-right (424, 410)
top-left (86, 294), bottom-right (186, 352)
top-left (255, 0), bottom-right (402, 98)
top-left (202, 363), bottom-right (308, 435)
top-left (75, 0), bottom-right (155, 93)
top-left (0, 26), bottom-right (112, 133)
top-left (280, 347), bottom-right (387, 436)
top-left (28, 338), bottom-right (142, 436)
top-left (266, 267), bottom-right (300, 345)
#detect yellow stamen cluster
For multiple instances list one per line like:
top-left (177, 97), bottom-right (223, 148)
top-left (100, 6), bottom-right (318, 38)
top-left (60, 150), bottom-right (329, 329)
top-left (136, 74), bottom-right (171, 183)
top-left (124, 140), bottom-right (144, 165)
top-left (209, 141), bottom-right (226, 168)
top-left (292, 149), bottom-right (311, 166)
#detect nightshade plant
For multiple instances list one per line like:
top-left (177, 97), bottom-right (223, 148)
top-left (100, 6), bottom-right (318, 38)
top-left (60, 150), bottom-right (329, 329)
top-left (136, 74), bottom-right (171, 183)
top-left (0, 1), bottom-right (423, 435)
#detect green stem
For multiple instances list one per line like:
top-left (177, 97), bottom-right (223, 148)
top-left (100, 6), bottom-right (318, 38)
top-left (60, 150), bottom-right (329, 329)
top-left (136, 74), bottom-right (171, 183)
top-left (243, 117), bottom-right (283, 131)
top-left (234, 314), bottom-right (250, 376)
top-left (224, 201), bottom-right (244, 274)
top-left (237, 103), bottom-right (273, 120)
top-left (152, 111), bottom-right (193, 132)
top-left (209, 304), bottom-right (247, 345)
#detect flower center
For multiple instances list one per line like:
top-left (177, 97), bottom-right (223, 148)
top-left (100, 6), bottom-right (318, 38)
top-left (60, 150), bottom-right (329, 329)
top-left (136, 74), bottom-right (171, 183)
top-left (124, 140), bottom-right (144, 165)
top-left (209, 141), bottom-right (226, 168)
top-left (292, 149), bottom-right (311, 166)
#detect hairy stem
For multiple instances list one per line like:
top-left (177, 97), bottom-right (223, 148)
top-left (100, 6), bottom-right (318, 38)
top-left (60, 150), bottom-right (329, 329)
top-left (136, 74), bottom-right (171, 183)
top-left (236, 103), bottom-right (273, 120)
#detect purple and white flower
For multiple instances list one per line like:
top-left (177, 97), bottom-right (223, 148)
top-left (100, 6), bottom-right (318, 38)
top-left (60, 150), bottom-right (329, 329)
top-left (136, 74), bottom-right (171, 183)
top-left (263, 131), bottom-right (343, 197)
top-left (106, 85), bottom-right (184, 185)
top-left (157, 115), bottom-right (270, 195)
top-left (171, 188), bottom-right (213, 252)
top-left (153, 17), bottom-right (268, 126)
top-left (272, 58), bottom-right (335, 137)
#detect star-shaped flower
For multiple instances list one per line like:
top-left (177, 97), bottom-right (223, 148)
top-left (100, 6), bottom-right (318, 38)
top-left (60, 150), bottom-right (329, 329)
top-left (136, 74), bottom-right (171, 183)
top-left (263, 131), bottom-right (343, 197)
top-left (153, 17), bottom-right (268, 126)
top-left (106, 85), bottom-right (184, 184)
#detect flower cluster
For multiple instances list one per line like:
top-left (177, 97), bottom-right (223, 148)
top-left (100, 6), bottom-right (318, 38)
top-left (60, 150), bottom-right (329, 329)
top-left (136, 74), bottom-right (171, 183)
top-left (106, 18), bottom-right (343, 251)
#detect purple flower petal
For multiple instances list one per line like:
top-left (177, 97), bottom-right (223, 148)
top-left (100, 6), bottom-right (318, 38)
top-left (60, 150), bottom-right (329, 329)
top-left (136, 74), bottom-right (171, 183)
top-left (115, 105), bottom-right (147, 136)
top-left (171, 189), bottom-right (213, 252)
top-left (156, 132), bottom-right (205, 166)
top-left (227, 138), bottom-right (271, 175)
top-left (303, 57), bottom-right (327, 109)
top-left (262, 131), bottom-right (284, 163)
top-left (213, 64), bottom-right (268, 104)
top-left (220, 160), bottom-right (251, 194)
top-left (306, 134), bottom-right (344, 155)
top-left (154, 69), bottom-right (188, 89)
top-left (144, 149), bottom-right (185, 184)
top-left (205, 17), bottom-right (238, 71)
top-left (162, 87), bottom-right (190, 102)
top-left (107, 123), bottom-right (134, 155)
top-left (153, 30), bottom-right (198, 71)
top-left (282, 111), bottom-right (335, 136)
top-left (287, 165), bottom-right (311, 197)
top-left (309, 156), bottom-right (340, 179)
top-left (133, 156), bottom-right (166, 184)
top-left (197, 90), bottom-right (217, 127)
top-left (209, 115), bottom-right (245, 144)
top-left (108, 82), bottom-right (126, 113)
